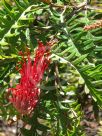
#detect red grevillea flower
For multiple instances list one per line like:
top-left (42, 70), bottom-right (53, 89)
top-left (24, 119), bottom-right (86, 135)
top-left (9, 41), bottom-right (51, 115)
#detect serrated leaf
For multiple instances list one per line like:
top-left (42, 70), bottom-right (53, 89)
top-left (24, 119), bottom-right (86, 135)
top-left (73, 54), bottom-right (88, 65)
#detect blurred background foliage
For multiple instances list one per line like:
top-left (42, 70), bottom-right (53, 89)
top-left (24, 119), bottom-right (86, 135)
top-left (0, 0), bottom-right (102, 135)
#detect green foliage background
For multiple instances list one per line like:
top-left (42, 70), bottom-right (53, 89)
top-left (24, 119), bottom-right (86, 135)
top-left (0, 0), bottom-right (102, 135)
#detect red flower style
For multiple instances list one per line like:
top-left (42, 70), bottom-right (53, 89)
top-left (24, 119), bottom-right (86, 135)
top-left (9, 41), bottom-right (51, 115)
